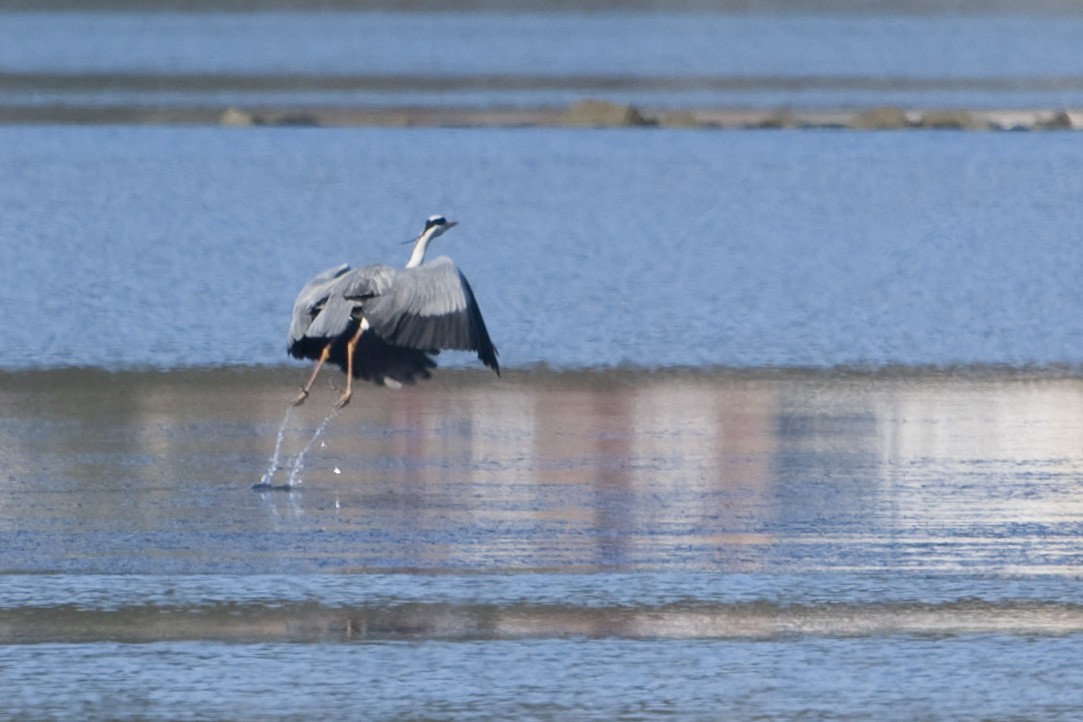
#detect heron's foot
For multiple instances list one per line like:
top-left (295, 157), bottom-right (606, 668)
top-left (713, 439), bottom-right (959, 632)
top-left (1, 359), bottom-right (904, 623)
top-left (292, 388), bottom-right (310, 407)
top-left (334, 390), bottom-right (352, 410)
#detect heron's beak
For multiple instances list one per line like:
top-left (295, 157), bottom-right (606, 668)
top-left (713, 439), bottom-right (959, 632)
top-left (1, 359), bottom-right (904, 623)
top-left (444, 221), bottom-right (458, 229)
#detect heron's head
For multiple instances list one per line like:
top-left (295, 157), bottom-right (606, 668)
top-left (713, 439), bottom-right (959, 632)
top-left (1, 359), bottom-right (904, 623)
top-left (404, 215), bottom-right (458, 268)
top-left (422, 215), bottom-right (457, 240)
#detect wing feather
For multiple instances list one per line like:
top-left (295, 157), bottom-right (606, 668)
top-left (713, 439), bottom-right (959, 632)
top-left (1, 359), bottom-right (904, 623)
top-left (364, 257), bottom-right (499, 373)
top-left (336, 263), bottom-right (396, 301)
top-left (287, 263), bottom-right (350, 357)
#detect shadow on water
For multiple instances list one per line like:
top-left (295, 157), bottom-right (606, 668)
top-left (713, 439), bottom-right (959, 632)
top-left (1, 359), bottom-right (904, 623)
top-left (2, 366), bottom-right (1083, 576)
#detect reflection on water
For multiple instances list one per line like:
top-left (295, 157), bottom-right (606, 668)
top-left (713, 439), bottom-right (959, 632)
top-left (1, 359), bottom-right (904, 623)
top-left (5, 367), bottom-right (1083, 720)
top-left (3, 367), bottom-right (1083, 575)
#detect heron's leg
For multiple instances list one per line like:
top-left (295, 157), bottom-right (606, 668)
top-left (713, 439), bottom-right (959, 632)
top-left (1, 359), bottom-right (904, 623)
top-left (294, 344), bottom-right (331, 406)
top-left (335, 321), bottom-right (366, 409)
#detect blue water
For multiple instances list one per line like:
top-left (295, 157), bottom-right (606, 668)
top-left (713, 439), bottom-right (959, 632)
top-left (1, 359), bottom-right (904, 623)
top-left (5, 366), bottom-right (1083, 719)
top-left (2, 126), bottom-right (1082, 371)
top-left (5, 637), bottom-right (1083, 721)
top-left (3, 10), bottom-right (1083, 109)
top-left (14, 11), bottom-right (1082, 78)
top-left (4, 12), bottom-right (1083, 717)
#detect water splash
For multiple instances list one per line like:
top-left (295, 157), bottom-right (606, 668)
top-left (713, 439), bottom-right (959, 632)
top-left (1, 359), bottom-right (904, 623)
top-left (287, 406), bottom-right (340, 486)
top-left (256, 406), bottom-right (293, 487)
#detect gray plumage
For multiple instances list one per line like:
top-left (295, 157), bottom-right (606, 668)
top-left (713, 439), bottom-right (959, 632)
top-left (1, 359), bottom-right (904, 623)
top-left (287, 217), bottom-right (498, 397)
top-left (342, 257), bottom-right (496, 361)
top-left (287, 262), bottom-right (350, 353)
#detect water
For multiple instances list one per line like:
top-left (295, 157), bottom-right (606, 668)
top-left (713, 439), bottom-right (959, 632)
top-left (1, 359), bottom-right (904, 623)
top-left (4, 638), bottom-right (1082, 720)
top-left (4, 9), bottom-right (1083, 110)
top-left (7, 368), bottom-right (1083, 573)
top-left (4, 7), bottom-right (1083, 718)
top-left (4, 369), bottom-right (1083, 719)
top-left (3, 126), bottom-right (1083, 371)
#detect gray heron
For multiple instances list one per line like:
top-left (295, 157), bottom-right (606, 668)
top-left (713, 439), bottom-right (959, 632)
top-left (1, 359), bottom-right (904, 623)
top-left (287, 215), bottom-right (499, 408)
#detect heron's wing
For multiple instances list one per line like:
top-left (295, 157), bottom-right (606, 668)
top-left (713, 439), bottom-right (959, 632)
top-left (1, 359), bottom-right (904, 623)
top-left (313, 264), bottom-right (441, 386)
top-left (361, 256), bottom-right (499, 374)
top-left (333, 263), bottom-right (396, 301)
top-left (293, 263), bottom-right (396, 348)
top-left (286, 263), bottom-right (350, 356)
top-left (300, 293), bottom-right (357, 343)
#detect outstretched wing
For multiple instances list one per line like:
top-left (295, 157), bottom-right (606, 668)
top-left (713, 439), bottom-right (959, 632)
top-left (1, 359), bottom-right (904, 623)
top-left (286, 262), bottom-right (350, 358)
top-left (357, 257), bottom-right (499, 374)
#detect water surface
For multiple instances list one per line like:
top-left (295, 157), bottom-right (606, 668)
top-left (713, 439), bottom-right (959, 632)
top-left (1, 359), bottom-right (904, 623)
top-left (3, 9), bottom-right (1083, 110)
top-left (3, 58), bottom-right (1083, 721)
top-left (3, 368), bottom-right (1083, 720)
top-left (6, 368), bottom-right (1083, 575)
top-left (2, 126), bottom-right (1083, 371)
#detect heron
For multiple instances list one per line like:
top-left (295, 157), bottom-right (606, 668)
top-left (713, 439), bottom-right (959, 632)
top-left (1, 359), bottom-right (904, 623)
top-left (287, 215), bottom-right (499, 409)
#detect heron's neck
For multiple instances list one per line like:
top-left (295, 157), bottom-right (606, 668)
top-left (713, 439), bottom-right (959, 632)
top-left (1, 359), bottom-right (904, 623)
top-left (404, 229), bottom-right (437, 269)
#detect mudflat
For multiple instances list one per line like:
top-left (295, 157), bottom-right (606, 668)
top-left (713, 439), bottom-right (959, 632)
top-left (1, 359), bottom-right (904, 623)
top-left (4, 366), bottom-right (1082, 574)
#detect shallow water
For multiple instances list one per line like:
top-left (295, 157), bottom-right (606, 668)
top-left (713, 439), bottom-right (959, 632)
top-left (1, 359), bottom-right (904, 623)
top-left (3, 368), bottom-right (1083, 719)
top-left (6, 367), bottom-right (1083, 575)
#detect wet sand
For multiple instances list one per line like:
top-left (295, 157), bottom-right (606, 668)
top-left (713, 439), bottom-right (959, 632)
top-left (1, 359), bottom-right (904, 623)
top-left (3, 366), bottom-right (1083, 575)
top-left (6, 589), bottom-right (1083, 644)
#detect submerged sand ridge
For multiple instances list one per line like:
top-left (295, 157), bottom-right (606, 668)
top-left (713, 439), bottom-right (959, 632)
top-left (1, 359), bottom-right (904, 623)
top-left (2, 94), bottom-right (1080, 131)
